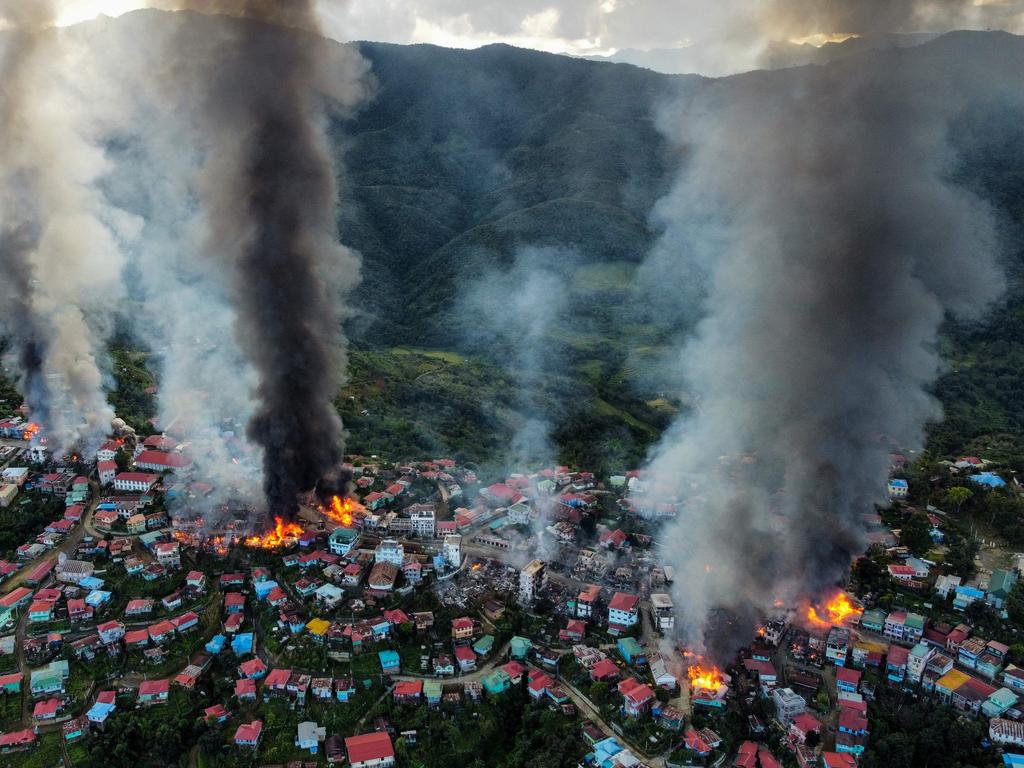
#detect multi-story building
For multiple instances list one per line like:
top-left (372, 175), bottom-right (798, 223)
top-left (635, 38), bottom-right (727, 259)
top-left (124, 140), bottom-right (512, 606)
top-left (407, 504), bottom-right (436, 538)
top-left (772, 687), bottom-right (806, 725)
top-left (519, 560), bottom-right (546, 605)
top-left (826, 627), bottom-right (851, 666)
top-left (113, 472), bottom-right (158, 493)
top-left (374, 539), bottom-right (404, 566)
top-left (907, 642), bottom-right (934, 682)
top-left (650, 593), bottom-right (675, 632)
top-left (328, 527), bottom-right (359, 557)
top-left (443, 535), bottom-right (462, 568)
top-left (154, 542), bottom-right (181, 569)
top-left (608, 592), bottom-right (640, 629)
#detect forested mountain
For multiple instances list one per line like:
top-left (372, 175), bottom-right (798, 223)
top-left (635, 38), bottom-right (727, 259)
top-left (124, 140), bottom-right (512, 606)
top-left (9, 14), bottom-right (1024, 472)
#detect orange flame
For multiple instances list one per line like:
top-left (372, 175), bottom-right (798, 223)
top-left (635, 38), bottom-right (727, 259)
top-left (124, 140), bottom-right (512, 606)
top-left (688, 663), bottom-right (724, 691)
top-left (756, 625), bottom-right (767, 638)
top-left (243, 516), bottom-right (303, 549)
top-left (806, 592), bottom-right (860, 628)
top-left (325, 495), bottom-right (362, 526)
top-left (21, 422), bottom-right (40, 441)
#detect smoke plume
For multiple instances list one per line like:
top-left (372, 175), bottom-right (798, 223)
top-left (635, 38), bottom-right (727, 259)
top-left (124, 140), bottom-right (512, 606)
top-left (644, 31), bottom-right (1016, 656)
top-left (164, 3), bottom-right (368, 519)
top-left (0, 2), bottom-right (135, 453)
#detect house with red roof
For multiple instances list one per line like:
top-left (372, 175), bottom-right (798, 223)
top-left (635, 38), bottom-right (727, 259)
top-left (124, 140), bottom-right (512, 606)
top-left (684, 726), bottom-right (712, 757)
top-left (113, 472), bottom-right (158, 493)
top-left (32, 698), bottom-right (61, 722)
top-left (235, 678), bottom-right (257, 701)
top-left (599, 528), bottom-right (628, 550)
top-left (0, 728), bottom-right (36, 752)
top-left (788, 712), bottom-right (821, 745)
top-left (559, 619), bottom-right (586, 643)
top-left (608, 592), bottom-right (640, 630)
top-left (821, 752), bottom-right (858, 768)
top-left (345, 731), bottom-right (395, 768)
top-left (203, 704), bottom-right (229, 724)
top-left (224, 592), bottom-right (246, 614)
top-left (264, 668), bottom-right (291, 698)
top-left (147, 620), bottom-right (174, 644)
top-left (590, 658), bottom-right (621, 682)
top-left (618, 677), bottom-right (655, 716)
top-left (393, 680), bottom-right (423, 703)
top-left (97, 621), bottom-right (125, 645)
top-left (454, 645), bottom-right (476, 671)
top-left (138, 679), bottom-right (169, 705)
top-left (171, 611), bottom-right (199, 634)
top-left (66, 598), bottom-right (92, 623)
top-left (237, 658), bottom-right (267, 680)
top-left (124, 629), bottom-right (149, 648)
top-left (234, 720), bottom-right (263, 749)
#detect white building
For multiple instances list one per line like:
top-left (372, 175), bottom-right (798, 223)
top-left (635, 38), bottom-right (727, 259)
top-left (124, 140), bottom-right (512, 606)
top-left (519, 559), bottom-right (546, 605)
top-left (608, 592), bottom-right (640, 628)
top-left (443, 535), bottom-right (462, 568)
top-left (29, 445), bottom-right (50, 464)
top-left (907, 642), bottom-right (934, 683)
top-left (990, 718), bottom-right (1024, 748)
top-left (409, 506), bottom-right (435, 538)
top-left (374, 539), bottom-right (405, 566)
top-left (650, 593), bottom-right (675, 632)
top-left (97, 461), bottom-right (117, 486)
top-left (154, 542), bottom-right (181, 569)
top-left (772, 687), bottom-right (807, 725)
top-left (113, 472), bottom-right (158, 493)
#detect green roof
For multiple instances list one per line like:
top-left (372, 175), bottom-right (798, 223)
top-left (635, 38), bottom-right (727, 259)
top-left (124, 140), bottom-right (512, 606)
top-left (482, 670), bottom-right (511, 693)
top-left (329, 527), bottom-right (358, 543)
top-left (473, 634), bottom-right (495, 653)
top-left (909, 642), bottom-right (931, 659)
top-left (990, 568), bottom-right (1018, 597)
top-left (510, 636), bottom-right (532, 658)
top-left (904, 612), bottom-right (925, 631)
top-left (424, 680), bottom-right (442, 698)
top-left (861, 608), bottom-right (887, 627)
top-left (618, 637), bottom-right (643, 656)
top-left (989, 687), bottom-right (1018, 708)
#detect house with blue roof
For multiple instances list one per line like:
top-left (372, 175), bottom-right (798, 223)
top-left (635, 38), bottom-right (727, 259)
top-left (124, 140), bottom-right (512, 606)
top-left (253, 580), bottom-right (279, 600)
top-left (79, 576), bottom-right (104, 591)
top-left (954, 584), bottom-right (986, 611)
top-left (888, 479), bottom-right (909, 498)
top-left (379, 650), bottom-right (400, 674)
top-left (85, 590), bottom-right (111, 608)
top-left (970, 472), bottom-right (1006, 489)
top-left (205, 635), bottom-right (226, 654)
top-left (86, 701), bottom-right (116, 726)
top-left (231, 633), bottom-right (254, 656)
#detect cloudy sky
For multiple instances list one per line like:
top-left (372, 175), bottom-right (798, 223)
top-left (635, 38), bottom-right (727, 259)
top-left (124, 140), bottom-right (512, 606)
top-left (46, 0), bottom-right (1024, 73)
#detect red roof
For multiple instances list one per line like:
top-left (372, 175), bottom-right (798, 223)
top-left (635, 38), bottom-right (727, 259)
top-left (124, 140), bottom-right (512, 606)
top-left (393, 680), bottom-right (422, 697)
top-left (138, 679), bottom-right (169, 697)
top-left (591, 658), bottom-right (620, 680)
top-left (148, 620), bottom-right (174, 638)
top-left (887, 645), bottom-right (910, 666)
top-left (33, 698), bottom-right (60, 718)
top-left (135, 450), bottom-right (191, 468)
top-left (452, 616), bottom-right (474, 630)
top-left (822, 752), bottom-right (858, 768)
top-left (124, 629), bottom-right (148, 645)
top-left (836, 667), bottom-right (862, 686)
top-left (345, 731), bottom-right (395, 764)
top-left (608, 592), bottom-right (640, 612)
top-left (97, 460), bottom-right (117, 472)
top-left (838, 708), bottom-right (868, 733)
top-left (0, 729), bottom-right (35, 748)
top-left (235, 678), bottom-right (256, 697)
top-left (265, 668), bottom-right (291, 687)
top-left (454, 646), bottom-right (476, 663)
top-left (96, 691), bottom-right (115, 705)
top-left (484, 483), bottom-right (521, 503)
top-left (791, 712), bottom-right (820, 736)
top-left (234, 720), bottom-right (262, 743)
top-left (115, 472), bottom-right (158, 484)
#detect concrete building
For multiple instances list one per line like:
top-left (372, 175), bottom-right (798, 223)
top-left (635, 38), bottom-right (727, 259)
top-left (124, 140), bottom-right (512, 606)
top-left (907, 642), bottom-right (934, 682)
top-left (443, 535), bottom-right (462, 568)
top-left (328, 527), bottom-right (359, 557)
top-left (772, 687), bottom-right (806, 725)
top-left (374, 539), bottom-right (404, 566)
top-left (650, 593), bottom-right (675, 632)
top-left (519, 559), bottom-right (547, 605)
top-left (408, 505), bottom-right (436, 537)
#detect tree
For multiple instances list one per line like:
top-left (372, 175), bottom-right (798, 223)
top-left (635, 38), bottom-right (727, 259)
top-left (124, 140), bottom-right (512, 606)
top-left (944, 533), bottom-right (980, 578)
top-left (588, 681), bottom-right (610, 705)
top-left (1007, 580), bottom-right (1024, 627)
top-left (899, 512), bottom-right (933, 556)
top-left (946, 486), bottom-right (974, 514)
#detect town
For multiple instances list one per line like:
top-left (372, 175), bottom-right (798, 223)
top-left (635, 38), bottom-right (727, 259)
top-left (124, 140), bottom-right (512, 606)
top-left (0, 414), bottom-right (1021, 768)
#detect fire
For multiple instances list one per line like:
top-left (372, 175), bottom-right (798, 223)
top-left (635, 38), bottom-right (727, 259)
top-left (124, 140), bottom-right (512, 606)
top-left (243, 516), bottom-right (303, 549)
top-left (756, 625), bottom-right (767, 638)
top-left (471, 562), bottom-right (482, 571)
top-left (21, 422), bottom-right (40, 441)
top-left (325, 495), bottom-right (362, 526)
top-left (688, 664), bottom-right (724, 691)
top-left (806, 592), bottom-right (860, 628)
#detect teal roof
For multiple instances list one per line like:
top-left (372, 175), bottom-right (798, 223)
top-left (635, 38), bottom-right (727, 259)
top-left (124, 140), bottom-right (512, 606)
top-left (861, 608), bottom-right (887, 627)
top-left (473, 634), bottom-right (495, 653)
top-left (909, 643), bottom-right (931, 659)
top-left (510, 636), bottom-right (532, 657)
top-left (482, 670), bottom-right (511, 693)
top-left (618, 637), bottom-right (643, 657)
top-left (330, 527), bottom-right (358, 543)
top-left (989, 687), bottom-right (1019, 708)
top-left (378, 650), bottom-right (400, 668)
top-left (990, 568), bottom-right (1018, 597)
top-left (904, 612), bottom-right (926, 631)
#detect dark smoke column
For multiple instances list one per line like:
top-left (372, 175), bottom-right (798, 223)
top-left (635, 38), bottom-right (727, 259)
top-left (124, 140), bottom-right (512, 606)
top-left (179, 2), bottom-right (363, 519)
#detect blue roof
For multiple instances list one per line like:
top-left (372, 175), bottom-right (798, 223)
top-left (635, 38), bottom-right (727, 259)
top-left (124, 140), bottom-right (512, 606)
top-left (205, 635), bottom-right (226, 654)
top-left (971, 472), bottom-right (1006, 488)
top-left (378, 650), bottom-right (400, 667)
top-left (231, 633), bottom-right (254, 656)
top-left (87, 702), bottom-right (115, 721)
top-left (889, 479), bottom-right (908, 488)
top-left (85, 590), bottom-right (111, 607)
top-left (79, 576), bottom-right (104, 590)
top-left (1003, 755), bottom-right (1024, 767)
top-left (955, 585), bottom-right (986, 599)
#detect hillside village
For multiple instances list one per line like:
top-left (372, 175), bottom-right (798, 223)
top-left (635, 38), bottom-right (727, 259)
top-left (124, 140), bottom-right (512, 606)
top-left (0, 416), bottom-right (1022, 767)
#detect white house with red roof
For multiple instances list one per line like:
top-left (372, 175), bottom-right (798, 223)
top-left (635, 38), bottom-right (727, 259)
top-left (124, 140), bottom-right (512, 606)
top-left (234, 720), bottom-right (263, 749)
top-left (345, 731), bottom-right (395, 768)
top-left (97, 461), bottom-right (117, 486)
top-left (608, 592), bottom-right (640, 629)
top-left (618, 677), bottom-right (655, 716)
top-left (134, 450), bottom-right (193, 473)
